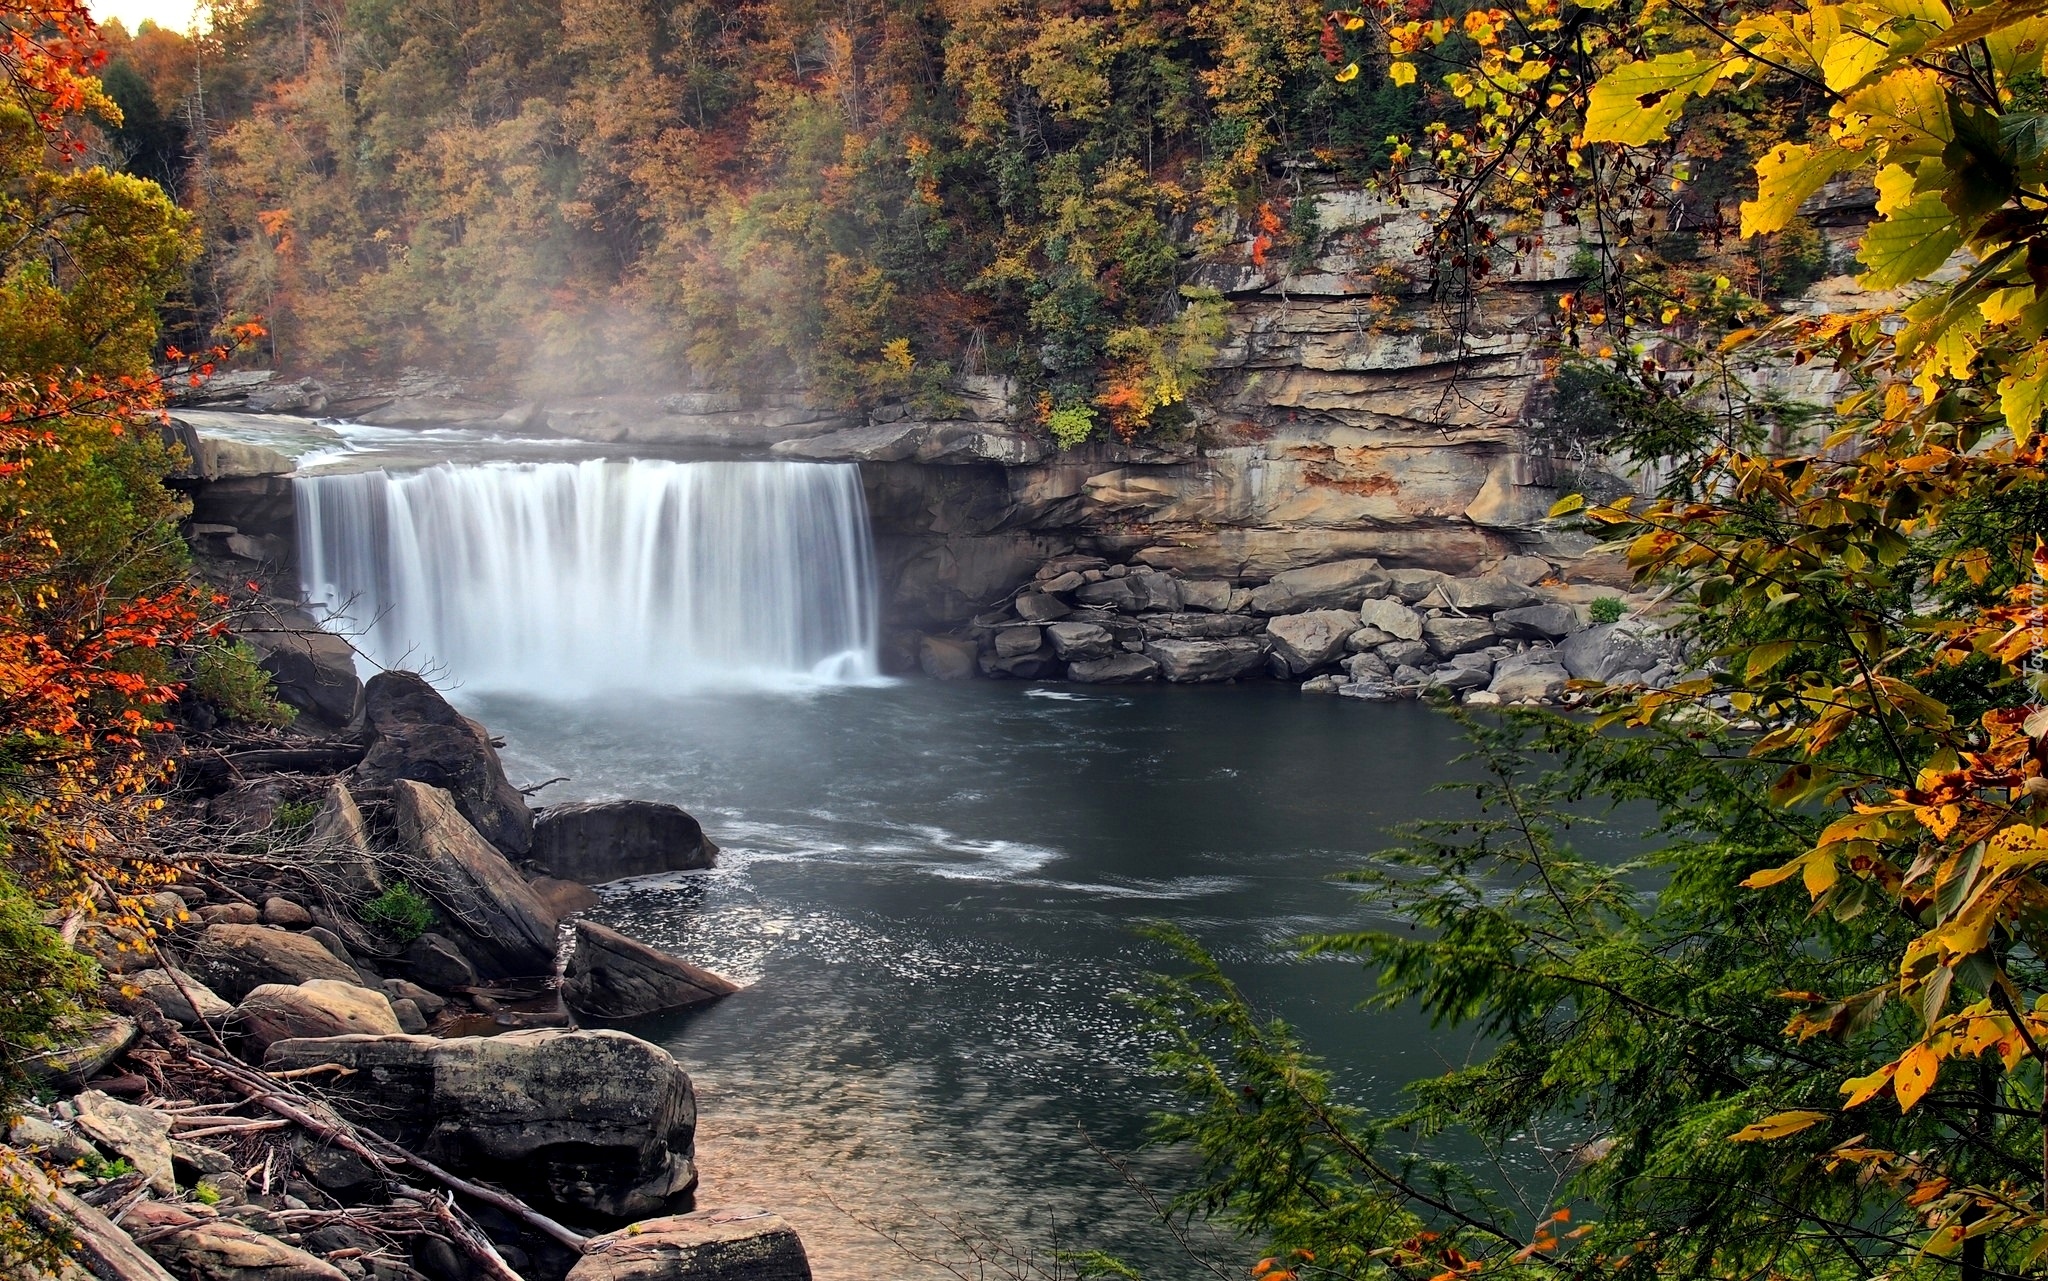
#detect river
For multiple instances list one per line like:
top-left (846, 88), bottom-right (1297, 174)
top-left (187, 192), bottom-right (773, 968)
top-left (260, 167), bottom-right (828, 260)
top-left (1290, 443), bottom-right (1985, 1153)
top-left (223, 416), bottom-right (1598, 1278)
top-left (471, 681), bottom-right (1573, 1280)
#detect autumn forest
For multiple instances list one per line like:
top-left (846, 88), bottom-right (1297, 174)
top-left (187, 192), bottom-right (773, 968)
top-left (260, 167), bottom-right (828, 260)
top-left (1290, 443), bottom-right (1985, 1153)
top-left (2, 0), bottom-right (2048, 1278)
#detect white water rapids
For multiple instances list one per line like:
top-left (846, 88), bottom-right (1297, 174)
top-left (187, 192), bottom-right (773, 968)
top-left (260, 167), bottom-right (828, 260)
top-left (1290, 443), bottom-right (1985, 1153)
top-left (295, 459), bottom-right (882, 693)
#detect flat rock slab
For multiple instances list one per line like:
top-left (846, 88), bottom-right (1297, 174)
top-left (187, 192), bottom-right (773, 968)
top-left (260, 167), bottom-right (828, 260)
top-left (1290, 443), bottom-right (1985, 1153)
top-left (568, 1207), bottom-right (812, 1281)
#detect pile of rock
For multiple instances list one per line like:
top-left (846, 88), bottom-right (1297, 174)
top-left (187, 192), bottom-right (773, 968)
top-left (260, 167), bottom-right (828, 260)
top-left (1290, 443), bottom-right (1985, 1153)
top-left (918, 553), bottom-right (1679, 707)
top-left (10, 668), bottom-right (786, 1281)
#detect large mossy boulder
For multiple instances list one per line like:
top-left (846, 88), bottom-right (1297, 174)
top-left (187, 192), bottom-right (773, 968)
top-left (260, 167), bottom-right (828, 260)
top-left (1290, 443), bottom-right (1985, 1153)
top-left (263, 1029), bottom-right (699, 1222)
top-left (531, 800), bottom-right (718, 885)
top-left (356, 671), bottom-right (533, 855)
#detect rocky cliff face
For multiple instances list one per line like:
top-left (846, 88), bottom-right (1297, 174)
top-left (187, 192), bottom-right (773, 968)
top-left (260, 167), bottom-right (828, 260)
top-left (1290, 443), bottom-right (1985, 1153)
top-left (176, 183), bottom-right (1874, 642)
top-left (782, 186), bottom-right (1602, 633)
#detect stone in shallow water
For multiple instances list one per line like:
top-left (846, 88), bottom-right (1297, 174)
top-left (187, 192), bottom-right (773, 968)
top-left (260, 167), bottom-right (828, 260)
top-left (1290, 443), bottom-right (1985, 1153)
top-left (533, 800), bottom-right (719, 883)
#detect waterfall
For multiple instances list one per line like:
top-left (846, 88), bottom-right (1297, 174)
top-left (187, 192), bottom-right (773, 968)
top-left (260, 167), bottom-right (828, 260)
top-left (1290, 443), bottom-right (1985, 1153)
top-left (296, 459), bottom-right (882, 693)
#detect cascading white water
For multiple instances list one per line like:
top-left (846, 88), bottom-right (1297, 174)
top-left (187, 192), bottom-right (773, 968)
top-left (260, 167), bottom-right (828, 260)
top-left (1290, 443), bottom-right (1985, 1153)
top-left (296, 459), bottom-right (882, 693)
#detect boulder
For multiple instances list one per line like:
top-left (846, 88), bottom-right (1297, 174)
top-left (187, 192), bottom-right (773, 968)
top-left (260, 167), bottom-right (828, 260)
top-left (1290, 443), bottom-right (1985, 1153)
top-left (1489, 653), bottom-right (1571, 702)
top-left (1138, 612), bottom-right (1262, 641)
top-left (1012, 591), bottom-right (1070, 622)
top-left (1342, 652), bottom-right (1391, 681)
top-left (186, 925), bottom-right (358, 1002)
top-left (126, 1201), bottom-right (347, 1281)
top-left (1345, 625), bottom-right (1396, 651)
top-left (24, 1016), bottom-right (137, 1089)
top-left (130, 968), bottom-right (233, 1026)
top-left (1426, 665), bottom-right (1492, 692)
top-left (1422, 617), bottom-right (1499, 658)
top-left (1179, 580), bottom-right (1233, 612)
top-left (198, 903), bottom-right (261, 927)
top-left (1560, 620), bottom-right (1670, 682)
top-left (917, 634), bottom-right (979, 681)
top-left (1246, 559), bottom-right (1388, 614)
top-left (991, 626), bottom-right (1043, 659)
top-left (568, 1208), bottom-right (813, 1281)
top-left (1440, 574), bottom-right (1544, 613)
top-left (564, 920), bottom-right (741, 1020)
top-left (1383, 568), bottom-right (1450, 604)
top-left (532, 800), bottom-right (719, 885)
top-left (393, 781), bottom-right (561, 979)
top-left (405, 933), bottom-right (479, 991)
top-left (1357, 597), bottom-right (1425, 641)
top-left (1045, 622), bottom-right (1115, 662)
top-left (1496, 554), bottom-right (1555, 585)
top-left (980, 643), bottom-right (1056, 678)
top-left (232, 981), bottom-right (404, 1055)
top-left (390, 998), bottom-right (429, 1034)
top-left (381, 979), bottom-right (448, 1019)
top-left (264, 1029), bottom-right (699, 1221)
top-left (1072, 570), bottom-right (1182, 613)
top-left (1144, 638), bottom-right (1268, 683)
top-left (1493, 603), bottom-right (1583, 640)
top-left (243, 608), bottom-right (364, 730)
top-left (1375, 639), bottom-right (1432, 668)
top-left (260, 897), bottom-right (311, 928)
top-left (73, 1089), bottom-right (176, 1194)
top-left (1067, 653), bottom-right (1161, 683)
top-left (1264, 610), bottom-right (1361, 675)
top-left (356, 671), bottom-right (533, 855)
top-left (305, 782), bottom-right (383, 905)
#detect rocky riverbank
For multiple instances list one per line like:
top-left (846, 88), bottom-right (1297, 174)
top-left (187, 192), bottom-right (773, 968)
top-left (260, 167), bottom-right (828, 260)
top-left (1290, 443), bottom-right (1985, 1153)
top-left (9, 663), bottom-right (804, 1281)
top-left (910, 549), bottom-right (1682, 708)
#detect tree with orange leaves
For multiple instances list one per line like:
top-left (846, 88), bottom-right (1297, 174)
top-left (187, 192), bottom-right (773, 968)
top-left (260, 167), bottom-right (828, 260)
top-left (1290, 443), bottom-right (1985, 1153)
top-left (0, 7), bottom-right (221, 1245)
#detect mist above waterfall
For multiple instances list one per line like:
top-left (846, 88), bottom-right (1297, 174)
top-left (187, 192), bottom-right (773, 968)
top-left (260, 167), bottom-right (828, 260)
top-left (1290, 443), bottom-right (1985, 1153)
top-left (297, 460), bottom-right (882, 695)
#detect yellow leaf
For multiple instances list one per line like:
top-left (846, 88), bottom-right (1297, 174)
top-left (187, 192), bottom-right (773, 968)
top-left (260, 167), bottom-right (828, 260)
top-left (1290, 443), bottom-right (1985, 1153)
top-left (1581, 51), bottom-right (1731, 146)
top-left (1804, 850), bottom-right (1840, 897)
top-left (1387, 60), bottom-right (1415, 86)
top-left (1547, 493), bottom-right (1586, 517)
top-left (1728, 1110), bottom-right (1829, 1142)
top-left (1741, 143), bottom-right (1859, 237)
top-left (1857, 191), bottom-right (1964, 290)
top-left (1894, 1043), bottom-right (1940, 1111)
top-left (1335, 62), bottom-right (1361, 83)
top-left (2000, 341), bottom-right (2048, 445)
top-left (1744, 851), bottom-right (1817, 889)
top-left (1746, 640), bottom-right (1796, 681)
top-left (1841, 1063), bottom-right (1896, 1107)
